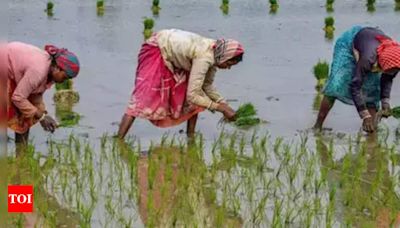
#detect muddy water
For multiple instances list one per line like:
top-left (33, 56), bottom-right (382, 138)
top-left (5, 0), bottom-right (400, 226)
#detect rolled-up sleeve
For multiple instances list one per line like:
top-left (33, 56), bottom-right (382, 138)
top-left (202, 67), bottom-right (224, 103)
top-left (187, 58), bottom-right (219, 110)
top-left (11, 69), bottom-right (44, 118)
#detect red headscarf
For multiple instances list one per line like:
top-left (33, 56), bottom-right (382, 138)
top-left (376, 35), bottom-right (400, 72)
top-left (45, 45), bottom-right (80, 78)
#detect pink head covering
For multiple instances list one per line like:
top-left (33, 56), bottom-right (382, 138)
top-left (213, 39), bottom-right (244, 65)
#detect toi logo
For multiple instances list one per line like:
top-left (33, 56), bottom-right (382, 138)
top-left (8, 185), bottom-right (33, 213)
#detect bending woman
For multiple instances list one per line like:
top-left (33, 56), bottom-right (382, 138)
top-left (118, 29), bottom-right (244, 138)
top-left (1, 42), bottom-right (80, 150)
top-left (314, 26), bottom-right (400, 133)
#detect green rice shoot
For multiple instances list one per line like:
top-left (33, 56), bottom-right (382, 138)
top-left (313, 60), bottom-right (329, 81)
top-left (324, 17), bottom-right (335, 27)
top-left (233, 103), bottom-right (261, 128)
top-left (47, 1), bottom-right (54, 11)
top-left (391, 106), bottom-right (400, 119)
top-left (143, 18), bottom-right (154, 30)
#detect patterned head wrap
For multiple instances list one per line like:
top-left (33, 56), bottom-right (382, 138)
top-left (376, 35), bottom-right (400, 72)
top-left (213, 39), bottom-right (244, 65)
top-left (45, 45), bottom-right (80, 78)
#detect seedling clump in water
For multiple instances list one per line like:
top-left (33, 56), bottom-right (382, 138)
top-left (269, 0), bottom-right (279, 14)
top-left (233, 103), bottom-right (262, 128)
top-left (391, 106), bottom-right (400, 119)
top-left (313, 60), bottom-right (329, 91)
top-left (152, 0), bottom-right (161, 16)
top-left (143, 18), bottom-right (155, 40)
top-left (54, 80), bottom-right (79, 104)
top-left (396, 0), bottom-right (400, 11)
top-left (326, 0), bottom-right (334, 12)
top-left (220, 0), bottom-right (229, 15)
top-left (97, 0), bottom-right (105, 16)
top-left (367, 0), bottom-right (376, 12)
top-left (324, 16), bottom-right (335, 39)
top-left (46, 1), bottom-right (54, 16)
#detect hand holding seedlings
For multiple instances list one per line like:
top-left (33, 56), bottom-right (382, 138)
top-left (391, 106), bottom-right (400, 118)
top-left (226, 103), bottom-right (263, 128)
top-left (362, 116), bottom-right (375, 133)
top-left (40, 115), bottom-right (59, 133)
top-left (217, 103), bottom-right (236, 121)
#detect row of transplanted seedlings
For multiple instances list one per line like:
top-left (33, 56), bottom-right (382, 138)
top-left (44, 0), bottom-right (158, 17)
top-left (326, 0), bottom-right (400, 12)
top-left (220, 0), bottom-right (278, 15)
top-left (8, 131), bottom-right (400, 227)
top-left (43, 0), bottom-right (400, 17)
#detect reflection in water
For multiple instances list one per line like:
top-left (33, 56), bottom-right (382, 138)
top-left (316, 133), bottom-right (400, 227)
top-left (118, 137), bottom-right (243, 227)
top-left (120, 134), bottom-right (243, 225)
top-left (313, 93), bottom-right (323, 112)
top-left (54, 80), bottom-right (81, 128)
top-left (4, 132), bottom-right (400, 227)
top-left (55, 103), bottom-right (81, 128)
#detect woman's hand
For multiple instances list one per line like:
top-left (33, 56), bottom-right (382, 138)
top-left (381, 102), bottom-right (391, 118)
top-left (217, 103), bottom-right (236, 122)
top-left (40, 115), bottom-right (58, 133)
top-left (362, 117), bottom-right (375, 133)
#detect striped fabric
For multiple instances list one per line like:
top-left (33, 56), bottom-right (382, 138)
top-left (376, 35), bottom-right (400, 72)
top-left (213, 39), bottom-right (244, 65)
top-left (45, 45), bottom-right (80, 78)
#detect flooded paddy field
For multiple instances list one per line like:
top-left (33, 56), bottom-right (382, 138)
top-left (4, 0), bottom-right (400, 227)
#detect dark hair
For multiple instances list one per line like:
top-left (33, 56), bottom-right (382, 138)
top-left (228, 53), bottom-right (243, 63)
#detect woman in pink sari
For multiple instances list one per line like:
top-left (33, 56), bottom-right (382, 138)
top-left (0, 42), bottom-right (80, 151)
top-left (118, 29), bottom-right (244, 139)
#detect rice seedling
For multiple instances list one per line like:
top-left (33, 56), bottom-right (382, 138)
top-left (390, 106), bottom-right (400, 118)
top-left (55, 106), bottom-right (81, 128)
top-left (232, 103), bottom-right (263, 128)
top-left (366, 0), bottom-right (376, 12)
top-left (46, 1), bottom-right (54, 16)
top-left (324, 17), bottom-right (335, 40)
top-left (152, 0), bottom-right (161, 16)
top-left (396, 0), bottom-right (400, 10)
top-left (269, 0), bottom-right (279, 14)
top-left (97, 0), bottom-right (105, 16)
top-left (220, 0), bottom-right (229, 15)
top-left (143, 17), bottom-right (155, 40)
top-left (272, 198), bottom-right (283, 227)
top-left (313, 60), bottom-right (329, 91)
top-left (326, 184), bottom-right (336, 227)
top-left (326, 0), bottom-right (334, 12)
top-left (9, 126), bottom-right (400, 227)
top-left (313, 93), bottom-right (323, 111)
